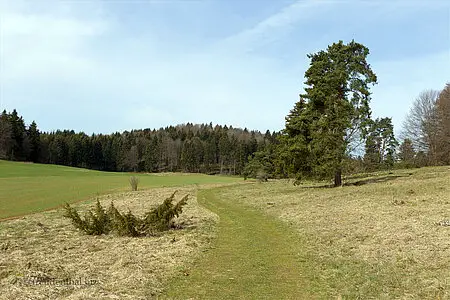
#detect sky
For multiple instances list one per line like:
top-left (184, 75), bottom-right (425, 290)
top-left (0, 0), bottom-right (449, 136)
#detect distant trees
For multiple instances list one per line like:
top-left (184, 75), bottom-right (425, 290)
top-left (278, 40), bottom-right (378, 186)
top-left (401, 90), bottom-right (440, 163)
top-left (3, 83), bottom-right (446, 179)
top-left (0, 109), bottom-right (271, 175)
top-left (8, 109), bottom-right (27, 160)
top-left (400, 85), bottom-right (450, 166)
top-left (0, 109), bottom-right (41, 162)
top-left (125, 145), bottom-right (139, 172)
top-left (243, 145), bottom-right (276, 181)
top-left (397, 138), bottom-right (416, 168)
top-left (0, 111), bottom-right (13, 159)
top-left (27, 121), bottom-right (41, 163)
top-left (363, 118), bottom-right (397, 171)
top-left (435, 84), bottom-right (450, 165)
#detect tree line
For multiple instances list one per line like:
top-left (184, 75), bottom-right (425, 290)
top-left (0, 110), bottom-right (277, 175)
top-left (399, 87), bottom-right (450, 167)
top-left (0, 110), bottom-right (40, 163)
top-left (244, 41), bottom-right (449, 185)
top-left (1, 40), bottom-right (448, 185)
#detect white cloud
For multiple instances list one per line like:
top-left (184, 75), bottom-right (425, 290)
top-left (0, 0), bottom-right (109, 83)
top-left (1, 0), bottom-right (447, 137)
top-left (0, 0), bottom-right (321, 132)
top-left (1, 13), bottom-right (107, 37)
top-left (213, 0), bottom-right (333, 53)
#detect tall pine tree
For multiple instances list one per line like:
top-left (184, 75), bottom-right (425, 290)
top-left (9, 109), bottom-right (27, 160)
top-left (364, 118), bottom-right (397, 171)
top-left (280, 40), bottom-right (377, 186)
top-left (27, 121), bottom-right (40, 162)
top-left (0, 110), bottom-right (13, 159)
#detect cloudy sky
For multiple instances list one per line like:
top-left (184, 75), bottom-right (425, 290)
top-left (0, 0), bottom-right (449, 135)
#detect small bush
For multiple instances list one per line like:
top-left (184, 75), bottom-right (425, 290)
top-left (63, 192), bottom-right (188, 237)
top-left (63, 199), bottom-right (111, 235)
top-left (63, 202), bottom-right (88, 232)
top-left (129, 176), bottom-right (139, 191)
top-left (142, 192), bottom-right (188, 232)
top-left (256, 170), bottom-right (269, 182)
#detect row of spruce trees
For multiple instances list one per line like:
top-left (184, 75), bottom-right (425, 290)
top-left (1, 41), bottom-right (448, 183)
top-left (0, 109), bottom-right (277, 175)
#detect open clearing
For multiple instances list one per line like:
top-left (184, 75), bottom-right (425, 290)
top-left (1, 165), bottom-right (449, 299)
top-left (0, 160), bottom-right (240, 220)
top-left (164, 166), bottom-right (449, 299)
top-left (0, 185), bottom-right (227, 299)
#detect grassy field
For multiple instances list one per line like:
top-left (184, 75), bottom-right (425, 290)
top-left (1, 162), bottom-right (449, 299)
top-left (172, 166), bottom-right (448, 299)
top-left (0, 186), bottom-right (223, 299)
top-left (0, 160), bottom-right (240, 220)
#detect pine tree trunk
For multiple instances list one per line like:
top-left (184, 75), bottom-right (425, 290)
top-left (334, 169), bottom-right (342, 187)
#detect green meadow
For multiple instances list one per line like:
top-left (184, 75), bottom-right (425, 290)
top-left (0, 162), bottom-right (449, 298)
top-left (0, 160), bottom-right (240, 220)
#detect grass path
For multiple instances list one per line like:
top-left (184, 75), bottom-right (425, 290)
top-left (163, 186), bottom-right (310, 299)
top-left (163, 167), bottom-right (450, 299)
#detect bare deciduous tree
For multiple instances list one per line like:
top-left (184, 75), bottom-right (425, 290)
top-left (125, 145), bottom-right (139, 172)
top-left (435, 83), bottom-right (450, 164)
top-left (400, 90), bottom-right (440, 164)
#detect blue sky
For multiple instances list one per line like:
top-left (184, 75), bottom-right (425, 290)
top-left (0, 0), bottom-right (449, 136)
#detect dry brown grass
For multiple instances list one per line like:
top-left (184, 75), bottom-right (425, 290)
top-left (1, 167), bottom-right (448, 299)
top-left (0, 185), bottom-right (222, 300)
top-left (218, 166), bottom-right (450, 298)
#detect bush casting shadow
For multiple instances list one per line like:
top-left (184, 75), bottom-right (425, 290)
top-left (63, 192), bottom-right (188, 236)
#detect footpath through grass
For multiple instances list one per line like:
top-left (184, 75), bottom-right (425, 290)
top-left (164, 167), bottom-right (450, 299)
top-left (0, 160), bottom-right (239, 220)
top-left (163, 187), bottom-right (311, 299)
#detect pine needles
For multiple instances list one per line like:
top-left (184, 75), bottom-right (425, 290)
top-left (63, 192), bottom-right (188, 237)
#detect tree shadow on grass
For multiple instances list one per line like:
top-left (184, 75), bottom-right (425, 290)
top-left (344, 175), bottom-right (407, 186)
top-left (300, 174), bottom-right (410, 189)
top-left (344, 171), bottom-right (414, 181)
top-left (343, 172), bottom-right (392, 181)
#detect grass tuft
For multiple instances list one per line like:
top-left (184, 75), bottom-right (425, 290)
top-left (129, 176), bottom-right (139, 191)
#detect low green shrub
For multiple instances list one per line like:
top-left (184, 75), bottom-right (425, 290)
top-left (256, 170), bottom-right (269, 182)
top-left (63, 192), bottom-right (188, 236)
